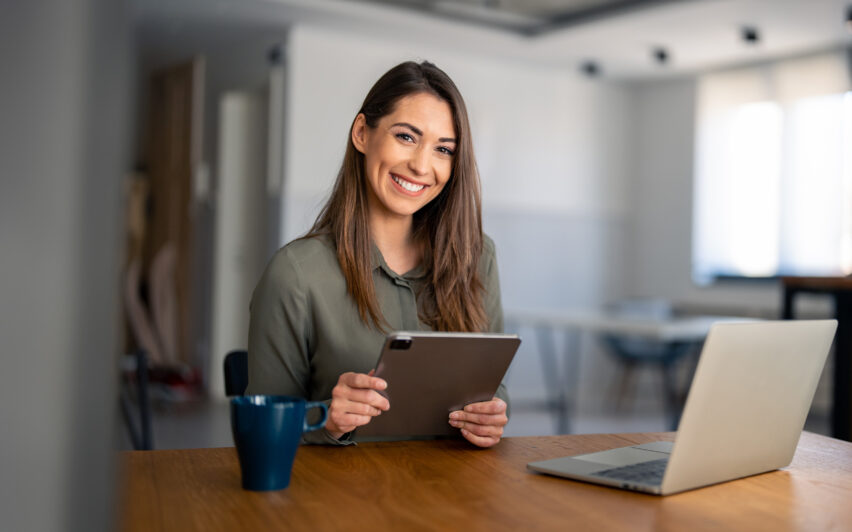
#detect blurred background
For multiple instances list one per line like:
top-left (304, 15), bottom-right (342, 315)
top-left (2, 0), bottom-right (851, 529)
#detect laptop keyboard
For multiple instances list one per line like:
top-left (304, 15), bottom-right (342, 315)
top-left (592, 458), bottom-right (669, 485)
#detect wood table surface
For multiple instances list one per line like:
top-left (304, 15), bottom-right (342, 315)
top-left (119, 432), bottom-right (852, 531)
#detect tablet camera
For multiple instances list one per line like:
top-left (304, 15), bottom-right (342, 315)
top-left (389, 338), bottom-right (412, 350)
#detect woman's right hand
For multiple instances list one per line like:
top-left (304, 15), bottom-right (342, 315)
top-left (326, 371), bottom-right (390, 439)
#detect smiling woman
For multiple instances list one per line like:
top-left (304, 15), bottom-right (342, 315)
top-left (246, 61), bottom-right (509, 448)
top-left (355, 93), bottom-right (456, 219)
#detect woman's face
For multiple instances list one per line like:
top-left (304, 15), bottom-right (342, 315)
top-left (352, 92), bottom-right (457, 221)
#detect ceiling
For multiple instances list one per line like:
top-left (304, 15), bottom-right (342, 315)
top-left (135, 0), bottom-right (852, 80)
top-left (349, 0), bottom-right (681, 35)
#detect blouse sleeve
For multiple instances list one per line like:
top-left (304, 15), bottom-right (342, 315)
top-left (247, 247), bottom-right (312, 396)
top-left (246, 246), bottom-right (351, 445)
top-left (481, 236), bottom-right (511, 417)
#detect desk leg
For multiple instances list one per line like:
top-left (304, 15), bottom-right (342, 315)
top-left (782, 286), bottom-right (795, 320)
top-left (833, 294), bottom-right (851, 441)
top-left (662, 360), bottom-right (679, 431)
top-left (561, 330), bottom-right (581, 435)
top-left (536, 327), bottom-right (570, 434)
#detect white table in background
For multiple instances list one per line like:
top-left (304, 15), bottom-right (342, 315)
top-left (505, 308), bottom-right (754, 433)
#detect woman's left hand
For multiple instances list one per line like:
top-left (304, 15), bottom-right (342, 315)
top-left (448, 398), bottom-right (507, 448)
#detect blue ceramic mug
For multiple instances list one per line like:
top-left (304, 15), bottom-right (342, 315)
top-left (230, 395), bottom-right (328, 491)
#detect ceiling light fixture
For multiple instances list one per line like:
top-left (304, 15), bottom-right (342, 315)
top-left (846, 5), bottom-right (852, 32)
top-left (653, 47), bottom-right (669, 65)
top-left (268, 44), bottom-right (284, 65)
top-left (581, 61), bottom-right (600, 77)
top-left (741, 26), bottom-right (760, 45)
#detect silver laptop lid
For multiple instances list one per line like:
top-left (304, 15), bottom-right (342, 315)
top-left (662, 319), bottom-right (836, 494)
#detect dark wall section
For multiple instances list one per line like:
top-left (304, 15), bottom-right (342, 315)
top-left (0, 1), bottom-right (131, 530)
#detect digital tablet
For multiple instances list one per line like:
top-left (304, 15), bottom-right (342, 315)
top-left (355, 331), bottom-right (521, 440)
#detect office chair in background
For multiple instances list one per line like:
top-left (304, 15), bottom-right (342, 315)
top-left (224, 350), bottom-right (249, 396)
top-left (600, 299), bottom-right (700, 430)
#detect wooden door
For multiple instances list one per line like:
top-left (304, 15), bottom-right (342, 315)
top-left (145, 57), bottom-right (204, 366)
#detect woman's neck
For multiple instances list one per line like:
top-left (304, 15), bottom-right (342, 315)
top-left (369, 210), bottom-right (420, 275)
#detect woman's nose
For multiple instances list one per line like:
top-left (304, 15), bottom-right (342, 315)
top-left (408, 145), bottom-right (429, 176)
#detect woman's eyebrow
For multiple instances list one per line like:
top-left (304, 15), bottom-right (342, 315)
top-left (392, 122), bottom-right (457, 144)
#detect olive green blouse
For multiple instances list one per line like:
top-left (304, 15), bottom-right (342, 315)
top-left (246, 232), bottom-right (509, 445)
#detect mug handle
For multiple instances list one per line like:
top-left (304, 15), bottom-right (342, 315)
top-left (303, 401), bottom-right (328, 432)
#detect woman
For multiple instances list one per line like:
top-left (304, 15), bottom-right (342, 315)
top-left (246, 61), bottom-right (508, 447)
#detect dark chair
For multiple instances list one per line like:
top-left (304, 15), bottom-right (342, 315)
top-left (600, 300), bottom-right (700, 430)
top-left (224, 350), bottom-right (249, 396)
top-left (119, 349), bottom-right (154, 450)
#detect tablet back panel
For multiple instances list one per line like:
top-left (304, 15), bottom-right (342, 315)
top-left (356, 332), bottom-right (520, 439)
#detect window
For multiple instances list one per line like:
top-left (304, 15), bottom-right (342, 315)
top-left (693, 51), bottom-right (852, 284)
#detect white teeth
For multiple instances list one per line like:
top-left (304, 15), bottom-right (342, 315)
top-left (392, 174), bottom-right (425, 192)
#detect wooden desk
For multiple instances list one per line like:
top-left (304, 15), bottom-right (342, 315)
top-left (120, 432), bottom-right (852, 531)
top-left (782, 276), bottom-right (852, 441)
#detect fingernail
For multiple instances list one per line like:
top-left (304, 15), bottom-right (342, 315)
top-left (449, 420), bottom-right (460, 427)
top-left (449, 412), bottom-right (459, 420)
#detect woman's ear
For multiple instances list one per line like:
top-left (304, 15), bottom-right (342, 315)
top-left (351, 113), bottom-right (368, 154)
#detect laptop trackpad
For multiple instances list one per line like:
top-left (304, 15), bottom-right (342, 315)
top-left (571, 446), bottom-right (666, 467)
top-left (633, 441), bottom-right (673, 454)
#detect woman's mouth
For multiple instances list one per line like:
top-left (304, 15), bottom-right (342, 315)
top-left (390, 173), bottom-right (426, 194)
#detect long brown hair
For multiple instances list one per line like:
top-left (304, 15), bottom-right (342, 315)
top-left (307, 61), bottom-right (487, 332)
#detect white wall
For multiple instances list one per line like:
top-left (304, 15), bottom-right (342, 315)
top-left (210, 91), bottom-right (269, 397)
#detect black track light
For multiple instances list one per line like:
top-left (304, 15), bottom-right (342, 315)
top-left (653, 47), bottom-right (669, 65)
top-left (581, 61), bottom-right (600, 77)
top-left (846, 5), bottom-right (852, 32)
top-left (741, 26), bottom-right (760, 45)
top-left (268, 44), bottom-right (284, 65)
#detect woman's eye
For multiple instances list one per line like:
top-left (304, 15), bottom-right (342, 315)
top-left (395, 132), bottom-right (414, 143)
top-left (437, 146), bottom-right (455, 156)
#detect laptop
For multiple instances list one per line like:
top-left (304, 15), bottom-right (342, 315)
top-left (527, 319), bottom-right (837, 495)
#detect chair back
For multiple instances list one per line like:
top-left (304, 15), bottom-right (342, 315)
top-left (224, 350), bottom-right (249, 396)
top-left (120, 350), bottom-right (153, 450)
